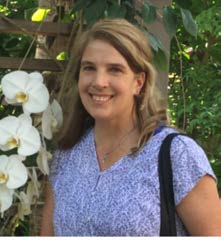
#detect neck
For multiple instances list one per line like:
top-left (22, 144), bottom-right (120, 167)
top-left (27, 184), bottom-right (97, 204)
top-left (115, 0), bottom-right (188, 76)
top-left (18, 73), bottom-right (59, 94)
top-left (94, 117), bottom-right (140, 156)
top-left (94, 118), bottom-right (137, 140)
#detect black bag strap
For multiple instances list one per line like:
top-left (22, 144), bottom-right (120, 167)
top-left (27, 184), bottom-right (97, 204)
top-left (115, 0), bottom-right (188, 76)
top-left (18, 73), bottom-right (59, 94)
top-left (159, 132), bottom-right (186, 236)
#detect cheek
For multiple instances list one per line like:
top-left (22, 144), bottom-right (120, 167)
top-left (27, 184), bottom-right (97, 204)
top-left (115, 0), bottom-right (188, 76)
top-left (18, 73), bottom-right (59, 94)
top-left (78, 81), bottom-right (87, 103)
top-left (78, 75), bottom-right (87, 93)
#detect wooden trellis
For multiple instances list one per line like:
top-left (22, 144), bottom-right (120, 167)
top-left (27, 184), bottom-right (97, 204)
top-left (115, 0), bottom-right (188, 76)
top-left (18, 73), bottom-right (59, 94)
top-left (0, 17), bottom-right (71, 71)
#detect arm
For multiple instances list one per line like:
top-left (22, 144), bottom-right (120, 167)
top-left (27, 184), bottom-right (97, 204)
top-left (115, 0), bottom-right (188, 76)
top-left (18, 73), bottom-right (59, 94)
top-left (176, 175), bottom-right (221, 236)
top-left (40, 179), bottom-right (54, 236)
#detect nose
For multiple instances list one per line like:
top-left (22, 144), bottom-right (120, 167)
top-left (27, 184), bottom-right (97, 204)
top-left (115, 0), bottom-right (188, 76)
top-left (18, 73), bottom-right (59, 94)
top-left (91, 70), bottom-right (108, 89)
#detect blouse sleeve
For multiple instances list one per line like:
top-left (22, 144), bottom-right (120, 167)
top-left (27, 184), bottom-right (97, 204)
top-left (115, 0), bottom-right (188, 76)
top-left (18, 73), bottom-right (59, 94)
top-left (170, 135), bottom-right (217, 206)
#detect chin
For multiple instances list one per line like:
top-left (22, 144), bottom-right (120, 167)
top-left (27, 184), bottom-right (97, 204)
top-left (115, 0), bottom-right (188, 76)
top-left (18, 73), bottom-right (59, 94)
top-left (92, 115), bottom-right (110, 122)
top-left (89, 112), bottom-right (111, 122)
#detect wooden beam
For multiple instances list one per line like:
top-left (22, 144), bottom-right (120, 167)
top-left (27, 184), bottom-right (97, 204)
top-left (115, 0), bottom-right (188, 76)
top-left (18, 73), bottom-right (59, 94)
top-left (0, 57), bottom-right (67, 72)
top-left (0, 18), bottom-right (72, 36)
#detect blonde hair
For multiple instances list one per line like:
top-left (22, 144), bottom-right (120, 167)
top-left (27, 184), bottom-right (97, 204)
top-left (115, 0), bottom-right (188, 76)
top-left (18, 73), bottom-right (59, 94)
top-left (58, 18), bottom-right (168, 152)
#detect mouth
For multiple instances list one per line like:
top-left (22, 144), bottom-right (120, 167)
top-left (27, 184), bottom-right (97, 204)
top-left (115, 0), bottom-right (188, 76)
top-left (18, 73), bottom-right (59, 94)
top-left (89, 93), bottom-right (113, 103)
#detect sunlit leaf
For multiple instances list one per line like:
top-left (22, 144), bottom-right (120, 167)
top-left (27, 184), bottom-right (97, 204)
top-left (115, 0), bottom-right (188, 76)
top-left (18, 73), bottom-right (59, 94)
top-left (31, 8), bottom-right (51, 22)
top-left (0, 5), bottom-right (10, 15)
top-left (56, 52), bottom-right (69, 61)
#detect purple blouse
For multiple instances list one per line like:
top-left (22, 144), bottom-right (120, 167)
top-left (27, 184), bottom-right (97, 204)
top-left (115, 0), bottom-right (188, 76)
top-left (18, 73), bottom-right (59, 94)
top-left (49, 127), bottom-right (216, 236)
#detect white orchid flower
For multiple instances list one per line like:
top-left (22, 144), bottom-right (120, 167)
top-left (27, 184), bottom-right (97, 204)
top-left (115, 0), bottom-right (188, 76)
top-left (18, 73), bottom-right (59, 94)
top-left (28, 168), bottom-right (40, 198)
top-left (0, 114), bottom-right (41, 156)
top-left (36, 146), bottom-right (52, 175)
top-left (42, 99), bottom-right (63, 140)
top-left (1, 70), bottom-right (49, 114)
top-left (0, 155), bottom-right (28, 189)
top-left (18, 191), bottom-right (32, 220)
top-left (0, 155), bottom-right (28, 212)
top-left (0, 185), bottom-right (14, 213)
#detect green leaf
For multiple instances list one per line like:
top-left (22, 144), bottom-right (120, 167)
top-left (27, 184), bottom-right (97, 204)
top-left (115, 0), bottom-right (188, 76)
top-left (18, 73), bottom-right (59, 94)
top-left (4, 38), bottom-right (20, 50)
top-left (56, 52), bottom-right (69, 61)
top-left (180, 8), bottom-right (198, 37)
top-left (24, 7), bottom-right (37, 20)
top-left (173, 0), bottom-right (192, 9)
top-left (106, 4), bottom-right (126, 18)
top-left (31, 8), bottom-right (50, 22)
top-left (0, 4), bottom-right (10, 15)
top-left (84, 0), bottom-right (107, 23)
top-left (210, 44), bottom-right (221, 63)
top-left (145, 31), bottom-right (164, 52)
top-left (122, 1), bottom-right (133, 9)
top-left (73, 0), bottom-right (92, 12)
top-left (153, 49), bottom-right (168, 71)
top-left (163, 6), bottom-right (177, 37)
top-left (141, 2), bottom-right (156, 24)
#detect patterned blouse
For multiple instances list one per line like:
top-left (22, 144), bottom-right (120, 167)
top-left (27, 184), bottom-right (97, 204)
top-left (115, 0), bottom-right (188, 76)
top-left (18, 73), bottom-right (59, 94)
top-left (49, 127), bottom-right (216, 236)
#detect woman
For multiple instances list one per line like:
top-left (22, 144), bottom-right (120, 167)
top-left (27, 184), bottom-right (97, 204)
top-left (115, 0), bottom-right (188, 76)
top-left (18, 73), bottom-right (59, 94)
top-left (40, 18), bottom-right (221, 236)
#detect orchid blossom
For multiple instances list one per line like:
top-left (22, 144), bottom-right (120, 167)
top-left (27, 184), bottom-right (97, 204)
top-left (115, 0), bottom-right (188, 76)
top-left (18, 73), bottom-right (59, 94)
top-left (42, 99), bottom-right (63, 140)
top-left (0, 69), bottom-right (62, 217)
top-left (1, 70), bottom-right (49, 114)
top-left (36, 146), bottom-right (52, 175)
top-left (18, 191), bottom-right (32, 220)
top-left (0, 114), bottom-right (41, 156)
top-left (0, 155), bottom-right (28, 212)
top-left (0, 185), bottom-right (14, 213)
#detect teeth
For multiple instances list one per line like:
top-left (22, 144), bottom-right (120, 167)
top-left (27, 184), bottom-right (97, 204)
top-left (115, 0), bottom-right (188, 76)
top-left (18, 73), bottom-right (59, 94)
top-left (92, 95), bottom-right (111, 102)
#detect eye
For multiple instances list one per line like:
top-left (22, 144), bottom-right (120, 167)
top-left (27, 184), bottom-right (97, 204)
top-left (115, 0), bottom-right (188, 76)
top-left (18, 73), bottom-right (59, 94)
top-left (81, 65), bottom-right (96, 72)
top-left (109, 67), bottom-right (123, 74)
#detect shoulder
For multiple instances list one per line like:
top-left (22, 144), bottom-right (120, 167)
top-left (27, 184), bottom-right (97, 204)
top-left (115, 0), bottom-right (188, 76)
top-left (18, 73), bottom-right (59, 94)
top-left (169, 131), bottom-right (211, 172)
top-left (158, 129), bottom-right (217, 205)
top-left (151, 126), bottom-right (206, 158)
top-left (146, 127), bottom-right (216, 205)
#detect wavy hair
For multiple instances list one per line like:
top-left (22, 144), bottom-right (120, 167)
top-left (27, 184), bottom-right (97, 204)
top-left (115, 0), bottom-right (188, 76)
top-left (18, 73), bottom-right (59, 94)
top-left (58, 18), bottom-right (168, 153)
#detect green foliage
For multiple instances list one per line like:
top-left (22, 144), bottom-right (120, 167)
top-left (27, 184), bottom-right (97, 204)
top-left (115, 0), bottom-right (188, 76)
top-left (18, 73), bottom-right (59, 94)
top-left (0, 4), bottom-right (10, 15)
top-left (0, 33), bottom-right (34, 58)
top-left (84, 0), bottom-right (107, 23)
top-left (70, 0), bottom-right (197, 71)
top-left (196, 6), bottom-right (221, 38)
top-left (141, 1), bottom-right (157, 24)
top-left (56, 51), bottom-right (69, 61)
top-left (169, 1), bottom-right (221, 191)
top-left (163, 6), bottom-right (177, 37)
top-left (173, 0), bottom-right (192, 9)
top-left (106, 3), bottom-right (126, 18)
top-left (0, 0), bottom-right (37, 19)
top-left (31, 8), bottom-right (51, 22)
top-left (153, 49), bottom-right (168, 71)
top-left (180, 8), bottom-right (198, 37)
top-left (0, 0), bottom-right (37, 59)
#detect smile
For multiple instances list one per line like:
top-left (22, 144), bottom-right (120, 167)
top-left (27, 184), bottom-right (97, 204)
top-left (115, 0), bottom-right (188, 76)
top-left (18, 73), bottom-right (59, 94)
top-left (90, 94), bottom-right (113, 103)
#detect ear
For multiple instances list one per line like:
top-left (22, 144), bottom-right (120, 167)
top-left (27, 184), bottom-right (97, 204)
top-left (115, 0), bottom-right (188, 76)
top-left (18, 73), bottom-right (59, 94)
top-left (134, 72), bottom-right (145, 95)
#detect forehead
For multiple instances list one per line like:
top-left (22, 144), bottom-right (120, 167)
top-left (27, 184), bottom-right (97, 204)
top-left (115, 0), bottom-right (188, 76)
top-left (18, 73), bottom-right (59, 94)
top-left (81, 39), bottom-right (129, 66)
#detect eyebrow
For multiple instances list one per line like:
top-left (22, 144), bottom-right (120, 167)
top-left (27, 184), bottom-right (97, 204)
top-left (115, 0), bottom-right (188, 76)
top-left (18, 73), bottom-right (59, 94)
top-left (80, 61), bottom-right (94, 66)
top-left (107, 63), bottom-right (127, 70)
top-left (80, 61), bottom-right (127, 70)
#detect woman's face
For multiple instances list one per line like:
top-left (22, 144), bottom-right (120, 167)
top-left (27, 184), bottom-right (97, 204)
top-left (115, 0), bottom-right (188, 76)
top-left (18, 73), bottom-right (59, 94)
top-left (78, 39), bottom-right (144, 123)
